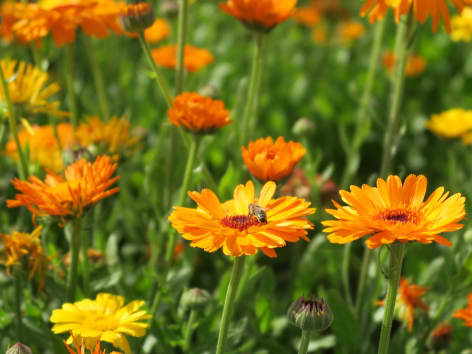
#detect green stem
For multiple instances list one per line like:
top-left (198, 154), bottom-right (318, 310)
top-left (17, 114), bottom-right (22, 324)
top-left (241, 32), bottom-right (268, 145)
top-left (85, 37), bottom-right (110, 121)
top-left (65, 44), bottom-right (79, 128)
top-left (298, 330), bottom-right (312, 354)
top-left (355, 245), bottom-right (371, 317)
top-left (14, 267), bottom-right (22, 340)
top-left (81, 229), bottom-right (90, 297)
top-left (216, 256), bottom-right (246, 354)
top-left (0, 64), bottom-right (28, 179)
top-left (377, 243), bottom-right (405, 354)
top-left (175, 0), bottom-right (190, 95)
top-left (165, 134), bottom-right (201, 264)
top-left (379, 12), bottom-right (413, 177)
top-left (66, 219), bottom-right (82, 301)
top-left (341, 19), bottom-right (386, 188)
top-left (138, 31), bottom-right (173, 107)
top-left (183, 309), bottom-right (197, 351)
top-left (342, 243), bottom-right (354, 309)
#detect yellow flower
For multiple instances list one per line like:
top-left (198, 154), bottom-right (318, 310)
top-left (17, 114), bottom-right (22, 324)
top-left (169, 180), bottom-right (315, 257)
top-left (0, 59), bottom-right (68, 117)
top-left (7, 155), bottom-right (120, 225)
top-left (241, 136), bottom-right (306, 182)
top-left (0, 226), bottom-right (48, 289)
top-left (361, 0), bottom-right (468, 32)
top-left (220, 0), bottom-right (297, 31)
top-left (76, 116), bottom-right (140, 157)
top-left (5, 123), bottom-right (75, 172)
top-left (451, 7), bottom-right (472, 41)
top-left (322, 175), bottom-right (466, 249)
top-left (167, 92), bottom-right (232, 133)
top-left (426, 108), bottom-right (472, 144)
top-left (50, 293), bottom-right (150, 354)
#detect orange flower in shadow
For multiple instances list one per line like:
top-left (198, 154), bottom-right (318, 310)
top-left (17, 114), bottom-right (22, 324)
top-left (322, 175), bottom-right (466, 249)
top-left (292, 6), bottom-right (321, 27)
top-left (382, 51), bottom-right (426, 77)
top-left (377, 278), bottom-right (429, 331)
top-left (361, 0), bottom-right (468, 32)
top-left (453, 294), bottom-right (472, 326)
top-left (241, 137), bottom-right (306, 182)
top-left (167, 92), bottom-right (232, 133)
top-left (151, 44), bottom-right (213, 72)
top-left (169, 181), bottom-right (315, 257)
top-left (220, 0), bottom-right (297, 30)
top-left (7, 155), bottom-right (120, 225)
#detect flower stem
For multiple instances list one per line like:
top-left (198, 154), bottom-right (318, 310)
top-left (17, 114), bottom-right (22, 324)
top-left (342, 243), bottom-right (354, 309)
top-left (165, 134), bottom-right (200, 264)
top-left (355, 245), bottom-right (371, 317)
top-left (66, 218), bottom-right (82, 302)
top-left (379, 12), bottom-right (414, 177)
top-left (183, 309), bottom-right (197, 351)
top-left (216, 256), bottom-right (246, 354)
top-left (240, 32), bottom-right (268, 145)
top-left (341, 19), bottom-right (386, 188)
top-left (377, 243), bottom-right (405, 354)
top-left (13, 267), bottom-right (22, 340)
top-left (85, 36), bottom-right (110, 121)
top-left (65, 44), bottom-right (79, 129)
top-left (175, 0), bottom-right (190, 95)
top-left (0, 63), bottom-right (28, 180)
top-left (81, 229), bottom-right (90, 297)
top-left (138, 31), bottom-right (173, 107)
top-left (298, 330), bottom-right (312, 354)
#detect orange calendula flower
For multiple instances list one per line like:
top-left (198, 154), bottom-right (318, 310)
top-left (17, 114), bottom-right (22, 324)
top-left (382, 51), bottom-right (426, 77)
top-left (453, 294), bottom-right (472, 326)
top-left (0, 59), bottom-right (68, 117)
top-left (0, 226), bottom-right (48, 289)
top-left (426, 108), bottom-right (472, 144)
top-left (292, 6), bottom-right (321, 27)
top-left (220, 0), bottom-right (297, 30)
top-left (151, 44), bottom-right (214, 72)
top-left (377, 278), bottom-right (429, 331)
top-left (51, 293), bottom-right (150, 354)
top-left (322, 174), bottom-right (466, 249)
top-left (241, 136), bottom-right (306, 182)
top-left (167, 92), bottom-right (232, 133)
top-left (123, 18), bottom-right (169, 42)
top-left (10, 0), bottom-right (125, 46)
top-left (361, 0), bottom-right (468, 32)
top-left (5, 123), bottom-right (75, 173)
top-left (169, 180), bottom-right (315, 257)
top-left (336, 20), bottom-right (365, 44)
top-left (7, 155), bottom-right (120, 225)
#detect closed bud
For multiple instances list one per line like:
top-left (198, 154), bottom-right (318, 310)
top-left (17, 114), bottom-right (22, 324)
top-left (120, 3), bottom-right (155, 33)
top-left (159, 0), bottom-right (179, 19)
top-left (181, 288), bottom-right (211, 310)
top-left (288, 295), bottom-right (333, 331)
top-left (292, 117), bottom-right (315, 137)
top-left (6, 343), bottom-right (32, 354)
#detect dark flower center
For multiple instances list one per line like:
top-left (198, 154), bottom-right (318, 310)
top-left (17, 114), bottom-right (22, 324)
top-left (376, 209), bottom-right (418, 224)
top-left (220, 215), bottom-right (262, 231)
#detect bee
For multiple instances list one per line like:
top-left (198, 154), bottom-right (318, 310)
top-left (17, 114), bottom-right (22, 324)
top-left (248, 203), bottom-right (268, 224)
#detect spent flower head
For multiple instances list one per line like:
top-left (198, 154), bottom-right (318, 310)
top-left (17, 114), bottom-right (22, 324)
top-left (169, 180), bottom-right (315, 257)
top-left (288, 295), bottom-right (333, 331)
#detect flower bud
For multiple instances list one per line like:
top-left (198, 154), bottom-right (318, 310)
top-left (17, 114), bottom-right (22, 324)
top-left (6, 343), bottom-right (33, 354)
top-left (292, 117), bottom-right (315, 137)
top-left (198, 84), bottom-right (220, 100)
top-left (181, 288), bottom-right (211, 310)
top-left (159, 0), bottom-right (179, 19)
top-left (120, 3), bottom-right (155, 33)
top-left (288, 295), bottom-right (333, 331)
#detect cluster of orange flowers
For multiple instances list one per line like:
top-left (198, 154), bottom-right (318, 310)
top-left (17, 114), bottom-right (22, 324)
top-left (382, 51), bottom-right (427, 77)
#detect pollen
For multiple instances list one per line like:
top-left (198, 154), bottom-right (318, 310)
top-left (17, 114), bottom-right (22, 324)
top-left (375, 209), bottom-right (419, 224)
top-left (220, 215), bottom-right (260, 231)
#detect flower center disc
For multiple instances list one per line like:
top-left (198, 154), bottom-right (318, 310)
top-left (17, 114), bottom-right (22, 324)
top-left (82, 312), bottom-right (119, 331)
top-left (376, 209), bottom-right (419, 224)
top-left (220, 215), bottom-right (261, 231)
